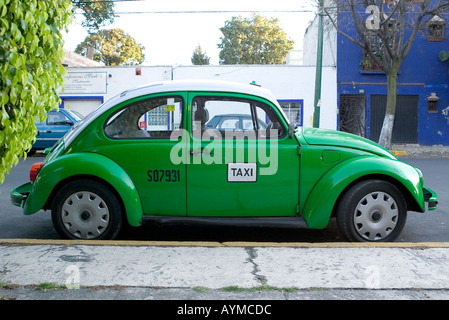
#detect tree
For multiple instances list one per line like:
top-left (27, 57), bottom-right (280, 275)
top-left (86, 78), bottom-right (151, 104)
top-left (191, 44), bottom-right (210, 65)
top-left (71, 0), bottom-right (116, 33)
top-left (324, 0), bottom-right (449, 149)
top-left (75, 28), bottom-right (145, 66)
top-left (0, 0), bottom-right (72, 183)
top-left (218, 14), bottom-right (294, 65)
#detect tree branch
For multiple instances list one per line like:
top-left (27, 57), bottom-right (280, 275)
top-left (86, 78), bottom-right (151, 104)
top-left (323, 5), bottom-right (364, 48)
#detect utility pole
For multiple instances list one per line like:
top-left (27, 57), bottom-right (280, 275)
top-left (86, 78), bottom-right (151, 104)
top-left (313, 0), bottom-right (324, 128)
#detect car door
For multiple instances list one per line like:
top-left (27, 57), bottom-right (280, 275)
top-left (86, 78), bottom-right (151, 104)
top-left (186, 92), bottom-right (300, 217)
top-left (99, 93), bottom-right (187, 216)
top-left (34, 117), bottom-right (48, 149)
top-left (35, 111), bottom-right (73, 149)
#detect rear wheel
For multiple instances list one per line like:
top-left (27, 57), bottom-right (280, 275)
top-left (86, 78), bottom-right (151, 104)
top-left (336, 180), bottom-right (407, 242)
top-left (52, 180), bottom-right (123, 240)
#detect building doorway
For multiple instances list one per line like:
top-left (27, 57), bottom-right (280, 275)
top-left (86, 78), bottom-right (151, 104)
top-left (370, 95), bottom-right (418, 144)
top-left (339, 94), bottom-right (367, 137)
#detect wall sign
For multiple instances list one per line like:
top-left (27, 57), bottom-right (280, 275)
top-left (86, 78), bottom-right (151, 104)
top-left (64, 72), bottom-right (107, 94)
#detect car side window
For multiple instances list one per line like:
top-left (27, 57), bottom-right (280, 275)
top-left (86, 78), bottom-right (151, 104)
top-left (47, 112), bottom-right (70, 125)
top-left (104, 95), bottom-right (183, 139)
top-left (192, 96), bottom-right (285, 139)
top-left (254, 101), bottom-right (286, 138)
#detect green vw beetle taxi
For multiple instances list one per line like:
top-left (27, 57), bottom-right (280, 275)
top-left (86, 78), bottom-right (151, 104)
top-left (11, 80), bottom-right (438, 241)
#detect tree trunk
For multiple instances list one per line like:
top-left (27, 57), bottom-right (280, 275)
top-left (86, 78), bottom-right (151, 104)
top-left (377, 62), bottom-right (399, 150)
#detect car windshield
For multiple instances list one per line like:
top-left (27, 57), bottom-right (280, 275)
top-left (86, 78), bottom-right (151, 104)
top-left (66, 110), bottom-right (84, 122)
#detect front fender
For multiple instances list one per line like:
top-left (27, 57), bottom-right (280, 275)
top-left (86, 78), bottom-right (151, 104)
top-left (24, 152), bottom-right (143, 227)
top-left (302, 156), bottom-right (424, 229)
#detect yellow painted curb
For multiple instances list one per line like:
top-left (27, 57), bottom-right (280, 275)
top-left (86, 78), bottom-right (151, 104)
top-left (391, 150), bottom-right (408, 156)
top-left (0, 238), bottom-right (448, 249)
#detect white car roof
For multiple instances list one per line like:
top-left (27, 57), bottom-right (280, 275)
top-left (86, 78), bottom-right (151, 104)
top-left (64, 80), bottom-right (286, 147)
top-left (109, 79), bottom-right (278, 108)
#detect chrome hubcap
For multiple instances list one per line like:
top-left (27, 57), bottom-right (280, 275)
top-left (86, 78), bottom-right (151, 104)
top-left (353, 191), bottom-right (398, 241)
top-left (61, 191), bottom-right (110, 239)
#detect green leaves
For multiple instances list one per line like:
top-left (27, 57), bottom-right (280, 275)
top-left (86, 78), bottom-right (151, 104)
top-left (0, 0), bottom-right (72, 183)
top-left (191, 44), bottom-right (211, 65)
top-left (72, 0), bottom-right (116, 33)
top-left (75, 28), bottom-right (145, 66)
top-left (218, 14), bottom-right (294, 65)
top-left (439, 51), bottom-right (449, 62)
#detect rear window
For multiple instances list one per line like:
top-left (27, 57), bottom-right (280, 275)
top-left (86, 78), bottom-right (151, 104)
top-left (104, 95), bottom-right (183, 139)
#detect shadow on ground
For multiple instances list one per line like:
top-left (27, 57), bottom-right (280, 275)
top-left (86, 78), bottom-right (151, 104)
top-left (116, 218), bottom-right (344, 243)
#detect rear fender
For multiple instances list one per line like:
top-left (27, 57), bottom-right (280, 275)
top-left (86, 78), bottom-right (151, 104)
top-left (24, 153), bottom-right (143, 227)
top-left (302, 156), bottom-right (424, 229)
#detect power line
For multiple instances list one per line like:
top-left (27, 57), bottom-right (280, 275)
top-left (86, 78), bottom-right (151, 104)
top-left (75, 10), bottom-right (315, 15)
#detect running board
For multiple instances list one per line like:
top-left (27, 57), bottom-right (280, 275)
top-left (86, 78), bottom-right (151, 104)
top-left (142, 216), bottom-right (308, 229)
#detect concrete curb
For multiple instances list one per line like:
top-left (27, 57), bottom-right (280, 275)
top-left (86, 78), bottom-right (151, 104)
top-left (1, 238), bottom-right (449, 248)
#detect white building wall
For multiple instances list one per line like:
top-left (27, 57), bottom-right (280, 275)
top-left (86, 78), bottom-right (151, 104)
top-left (174, 65), bottom-right (337, 130)
top-left (302, 14), bottom-right (337, 67)
top-left (61, 64), bottom-right (337, 129)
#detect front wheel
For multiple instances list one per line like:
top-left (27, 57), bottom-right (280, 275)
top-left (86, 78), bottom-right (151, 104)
top-left (52, 180), bottom-right (124, 240)
top-left (336, 180), bottom-right (407, 242)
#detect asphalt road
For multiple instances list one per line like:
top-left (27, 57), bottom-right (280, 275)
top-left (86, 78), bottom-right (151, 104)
top-left (1, 155), bottom-right (448, 242)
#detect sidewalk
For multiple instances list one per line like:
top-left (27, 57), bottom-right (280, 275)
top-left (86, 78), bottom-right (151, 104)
top-left (1, 240), bottom-right (449, 300)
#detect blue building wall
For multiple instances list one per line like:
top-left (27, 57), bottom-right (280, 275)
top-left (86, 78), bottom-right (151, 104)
top-left (337, 9), bottom-right (449, 145)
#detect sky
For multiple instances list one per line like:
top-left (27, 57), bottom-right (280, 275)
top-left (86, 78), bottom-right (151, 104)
top-left (63, 0), bottom-right (318, 66)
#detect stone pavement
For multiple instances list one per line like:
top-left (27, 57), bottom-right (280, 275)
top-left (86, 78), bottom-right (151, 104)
top-left (1, 239), bottom-right (449, 301)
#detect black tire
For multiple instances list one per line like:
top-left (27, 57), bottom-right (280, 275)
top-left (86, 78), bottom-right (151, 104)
top-left (336, 179), bottom-right (407, 242)
top-left (51, 179), bottom-right (124, 240)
